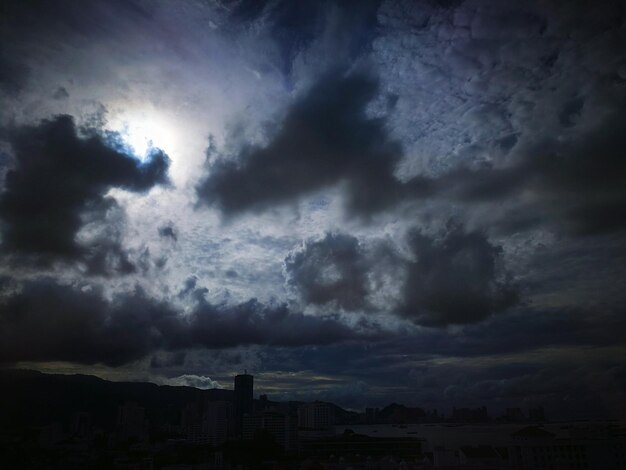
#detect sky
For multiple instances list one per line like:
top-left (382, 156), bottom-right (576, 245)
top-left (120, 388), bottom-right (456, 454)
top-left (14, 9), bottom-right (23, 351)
top-left (1, 0), bottom-right (625, 419)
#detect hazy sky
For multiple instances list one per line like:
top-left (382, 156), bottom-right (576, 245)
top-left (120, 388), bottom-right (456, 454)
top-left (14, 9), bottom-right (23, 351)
top-left (1, 0), bottom-right (625, 419)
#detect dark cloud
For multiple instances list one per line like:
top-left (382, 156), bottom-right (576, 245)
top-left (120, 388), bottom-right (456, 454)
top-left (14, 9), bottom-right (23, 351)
top-left (399, 223), bottom-right (518, 327)
top-left (0, 280), bottom-right (174, 366)
top-left (197, 70), bottom-right (411, 217)
top-left (52, 86), bottom-right (69, 100)
top-left (285, 227), bottom-right (520, 326)
top-left (286, 233), bottom-right (369, 310)
top-left (0, 115), bottom-right (170, 270)
top-left (451, 306), bottom-right (626, 358)
top-left (237, 299), bottom-right (626, 414)
top-left (0, 278), bottom-right (372, 366)
top-left (158, 224), bottom-right (178, 242)
top-left (293, 104), bottom-right (622, 239)
top-left (189, 299), bottom-right (362, 349)
top-left (228, 0), bottom-right (380, 80)
top-left (0, 55), bottom-right (29, 94)
top-left (78, 198), bottom-right (139, 276)
top-left (2, 0), bottom-right (152, 43)
top-left (195, 65), bottom-right (626, 239)
top-left (440, 111), bottom-right (626, 237)
top-left (0, 0), bottom-right (154, 104)
top-left (150, 351), bottom-right (186, 369)
top-left (196, 2), bottom-right (626, 241)
top-left (529, 113), bottom-right (626, 236)
top-left (285, 232), bottom-right (406, 313)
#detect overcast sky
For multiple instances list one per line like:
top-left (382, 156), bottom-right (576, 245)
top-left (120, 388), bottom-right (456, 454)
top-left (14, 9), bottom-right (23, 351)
top-left (1, 0), bottom-right (625, 419)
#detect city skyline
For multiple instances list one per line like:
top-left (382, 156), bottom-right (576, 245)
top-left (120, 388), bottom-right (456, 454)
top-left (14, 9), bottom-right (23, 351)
top-left (6, 368), bottom-right (622, 468)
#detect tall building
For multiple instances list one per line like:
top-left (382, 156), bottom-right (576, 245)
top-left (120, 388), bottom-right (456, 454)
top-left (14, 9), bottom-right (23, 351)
top-left (298, 402), bottom-right (333, 429)
top-left (181, 398), bottom-right (234, 446)
top-left (70, 411), bottom-right (92, 438)
top-left (505, 407), bottom-right (525, 422)
top-left (203, 400), bottom-right (234, 447)
top-left (243, 410), bottom-right (295, 451)
top-left (365, 407), bottom-right (380, 424)
top-left (297, 402), bottom-right (334, 444)
top-left (234, 372), bottom-right (253, 436)
top-left (116, 402), bottom-right (147, 442)
top-left (528, 406), bottom-right (546, 422)
top-left (181, 400), bottom-right (203, 443)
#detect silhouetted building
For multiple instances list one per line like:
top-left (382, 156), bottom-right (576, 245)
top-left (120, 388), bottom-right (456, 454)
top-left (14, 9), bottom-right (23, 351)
top-left (459, 445), bottom-right (507, 467)
top-left (505, 407), bottom-right (525, 422)
top-left (181, 400), bottom-right (203, 443)
top-left (528, 406), bottom-right (546, 422)
top-left (434, 445), bottom-right (458, 467)
top-left (116, 402), bottom-right (147, 442)
top-left (510, 425), bottom-right (626, 470)
top-left (181, 397), bottom-right (235, 446)
top-left (203, 400), bottom-right (234, 447)
top-left (38, 423), bottom-right (64, 448)
top-left (298, 402), bottom-right (334, 444)
top-left (365, 407), bottom-right (380, 424)
top-left (302, 431), bottom-right (423, 459)
top-left (243, 410), bottom-right (294, 450)
top-left (298, 402), bottom-right (333, 429)
top-left (451, 406), bottom-right (489, 423)
top-left (70, 411), bottom-right (92, 438)
top-left (234, 372), bottom-right (253, 436)
top-left (257, 393), bottom-right (269, 412)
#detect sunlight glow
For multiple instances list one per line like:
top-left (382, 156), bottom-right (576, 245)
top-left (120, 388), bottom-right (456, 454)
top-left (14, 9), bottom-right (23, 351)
top-left (110, 109), bottom-right (180, 160)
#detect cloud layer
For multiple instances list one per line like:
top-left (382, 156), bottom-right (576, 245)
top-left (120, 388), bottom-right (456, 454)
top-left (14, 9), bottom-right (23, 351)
top-left (0, 277), bottom-right (372, 366)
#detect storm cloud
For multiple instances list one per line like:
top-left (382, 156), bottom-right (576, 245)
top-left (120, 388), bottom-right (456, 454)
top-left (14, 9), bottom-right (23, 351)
top-left (286, 233), bottom-right (370, 310)
top-left (429, 111), bottom-right (626, 237)
top-left (0, 115), bottom-right (170, 269)
top-left (0, 278), bottom-right (370, 366)
top-left (400, 223), bottom-right (518, 327)
top-left (196, 70), bottom-right (412, 217)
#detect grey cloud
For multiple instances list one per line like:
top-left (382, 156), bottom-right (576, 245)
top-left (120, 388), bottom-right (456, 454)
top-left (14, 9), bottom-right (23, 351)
top-left (0, 115), bottom-right (170, 272)
top-left (53, 86), bottom-right (69, 100)
top-left (285, 226), bottom-right (519, 327)
top-left (0, 278), bottom-right (373, 366)
top-left (196, 65), bottom-right (626, 242)
top-left (441, 111), bottom-right (626, 236)
top-left (250, 303), bottom-right (626, 415)
top-left (399, 223), bottom-right (518, 327)
top-left (150, 351), bottom-right (186, 369)
top-left (79, 198), bottom-right (138, 276)
top-left (528, 113), bottom-right (626, 236)
top-left (0, 0), bottom-right (153, 103)
top-left (285, 233), bottom-right (370, 310)
top-left (188, 292), bottom-right (366, 349)
top-left (0, 55), bottom-right (29, 94)
top-left (3, 0), bottom-right (152, 44)
top-left (369, 0), bottom-right (626, 233)
top-left (196, 70), bottom-right (411, 217)
top-left (158, 224), bottom-right (178, 242)
top-left (285, 232), bottom-right (405, 313)
top-left (227, 0), bottom-right (380, 82)
top-left (0, 280), bottom-right (176, 366)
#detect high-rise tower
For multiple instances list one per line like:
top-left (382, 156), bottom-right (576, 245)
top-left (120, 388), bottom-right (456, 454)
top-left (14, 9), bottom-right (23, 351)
top-left (234, 372), bottom-right (253, 436)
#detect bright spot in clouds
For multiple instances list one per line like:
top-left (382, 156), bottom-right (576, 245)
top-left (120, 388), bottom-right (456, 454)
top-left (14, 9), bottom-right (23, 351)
top-left (110, 109), bottom-right (180, 160)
